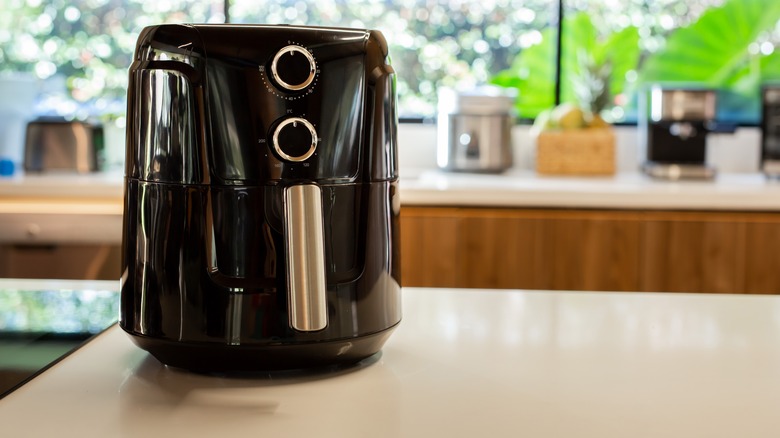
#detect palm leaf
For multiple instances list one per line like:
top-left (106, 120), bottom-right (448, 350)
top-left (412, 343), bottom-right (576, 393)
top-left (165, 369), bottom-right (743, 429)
top-left (639, 0), bottom-right (780, 86)
top-left (491, 12), bottom-right (639, 119)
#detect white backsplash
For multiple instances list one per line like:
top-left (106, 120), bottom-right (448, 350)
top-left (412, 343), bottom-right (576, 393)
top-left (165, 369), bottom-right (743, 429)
top-left (398, 124), bottom-right (763, 175)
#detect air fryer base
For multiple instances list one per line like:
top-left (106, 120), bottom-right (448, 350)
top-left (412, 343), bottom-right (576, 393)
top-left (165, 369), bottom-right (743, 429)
top-left (124, 324), bottom-right (399, 373)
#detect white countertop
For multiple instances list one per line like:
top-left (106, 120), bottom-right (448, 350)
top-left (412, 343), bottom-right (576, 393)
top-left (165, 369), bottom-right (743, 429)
top-left (401, 169), bottom-right (780, 210)
top-left (0, 173), bottom-right (124, 243)
top-left (2, 285), bottom-right (780, 437)
top-left (5, 169), bottom-right (780, 212)
top-left (3, 169), bottom-right (780, 244)
top-left (0, 170), bottom-right (124, 199)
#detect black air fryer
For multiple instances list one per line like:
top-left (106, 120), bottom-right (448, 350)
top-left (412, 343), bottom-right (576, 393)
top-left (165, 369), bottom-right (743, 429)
top-left (120, 24), bottom-right (401, 372)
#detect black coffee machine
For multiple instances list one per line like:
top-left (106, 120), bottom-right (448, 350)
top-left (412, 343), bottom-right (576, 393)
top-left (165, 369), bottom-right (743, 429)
top-left (761, 84), bottom-right (780, 178)
top-left (120, 24), bottom-right (401, 372)
top-left (640, 86), bottom-right (718, 179)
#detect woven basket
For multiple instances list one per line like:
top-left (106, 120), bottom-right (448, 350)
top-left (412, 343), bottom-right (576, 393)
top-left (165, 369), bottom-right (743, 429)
top-left (535, 128), bottom-right (615, 175)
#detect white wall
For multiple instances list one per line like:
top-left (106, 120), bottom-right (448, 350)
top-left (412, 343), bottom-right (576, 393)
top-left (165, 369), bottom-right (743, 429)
top-left (398, 123), bottom-right (763, 174)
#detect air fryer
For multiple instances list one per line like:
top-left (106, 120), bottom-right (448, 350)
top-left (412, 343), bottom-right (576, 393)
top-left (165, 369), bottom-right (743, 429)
top-left (120, 24), bottom-right (401, 372)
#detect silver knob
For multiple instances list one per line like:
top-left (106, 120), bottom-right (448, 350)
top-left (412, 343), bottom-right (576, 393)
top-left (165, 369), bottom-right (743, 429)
top-left (272, 117), bottom-right (318, 162)
top-left (271, 45), bottom-right (316, 91)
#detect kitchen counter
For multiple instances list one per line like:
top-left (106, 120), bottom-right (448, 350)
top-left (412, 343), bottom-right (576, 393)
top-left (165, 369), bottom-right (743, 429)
top-left (4, 168), bottom-right (780, 210)
top-left (2, 284), bottom-right (780, 437)
top-left (3, 169), bottom-right (780, 244)
top-left (0, 171), bottom-right (124, 199)
top-left (0, 172), bottom-right (123, 244)
top-left (402, 169), bottom-right (780, 210)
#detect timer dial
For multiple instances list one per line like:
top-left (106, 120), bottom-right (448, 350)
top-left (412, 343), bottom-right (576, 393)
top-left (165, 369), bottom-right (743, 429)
top-left (272, 117), bottom-right (318, 162)
top-left (271, 45), bottom-right (316, 91)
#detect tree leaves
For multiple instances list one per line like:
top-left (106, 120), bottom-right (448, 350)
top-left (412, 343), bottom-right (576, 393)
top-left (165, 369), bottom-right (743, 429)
top-left (493, 0), bottom-right (780, 122)
top-left (491, 12), bottom-right (639, 119)
top-left (490, 30), bottom-right (557, 119)
top-left (639, 0), bottom-right (780, 86)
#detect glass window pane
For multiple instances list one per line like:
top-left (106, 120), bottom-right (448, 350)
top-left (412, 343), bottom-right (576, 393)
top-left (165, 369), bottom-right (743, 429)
top-left (562, 0), bottom-right (780, 124)
top-left (1, 1), bottom-right (224, 109)
top-left (230, 0), bottom-right (555, 119)
top-left (0, 0), bottom-right (224, 168)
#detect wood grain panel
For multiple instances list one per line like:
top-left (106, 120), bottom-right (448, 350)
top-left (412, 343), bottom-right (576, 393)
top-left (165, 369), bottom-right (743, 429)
top-left (406, 208), bottom-right (642, 291)
top-left (458, 215), bottom-right (546, 289)
top-left (399, 206), bottom-right (780, 294)
top-left (542, 216), bottom-right (640, 291)
top-left (0, 244), bottom-right (121, 280)
top-left (640, 217), bottom-right (742, 293)
top-left (400, 207), bottom-right (461, 287)
top-left (742, 220), bottom-right (780, 294)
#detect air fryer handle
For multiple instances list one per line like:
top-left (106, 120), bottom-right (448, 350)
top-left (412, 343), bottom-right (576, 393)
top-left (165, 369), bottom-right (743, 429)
top-left (283, 184), bottom-right (328, 332)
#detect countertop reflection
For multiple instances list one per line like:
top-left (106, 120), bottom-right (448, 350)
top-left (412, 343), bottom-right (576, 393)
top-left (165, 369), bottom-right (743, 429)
top-left (2, 287), bottom-right (780, 437)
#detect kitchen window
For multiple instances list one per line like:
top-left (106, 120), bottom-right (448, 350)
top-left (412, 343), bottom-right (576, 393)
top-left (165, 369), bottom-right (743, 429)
top-left (556, 0), bottom-right (780, 124)
top-left (1, 0), bottom-right (779, 124)
top-left (229, 0), bottom-right (554, 119)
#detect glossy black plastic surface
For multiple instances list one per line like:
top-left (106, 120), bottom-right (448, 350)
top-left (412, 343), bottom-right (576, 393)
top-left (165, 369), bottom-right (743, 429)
top-left (121, 180), bottom-right (401, 342)
top-left (125, 24), bottom-right (398, 185)
top-left (121, 24), bottom-right (400, 372)
top-left (762, 85), bottom-right (780, 162)
top-left (646, 122), bottom-right (708, 164)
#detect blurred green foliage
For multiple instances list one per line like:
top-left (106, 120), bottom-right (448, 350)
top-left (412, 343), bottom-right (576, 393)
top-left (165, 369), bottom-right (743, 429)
top-left (3, 0), bottom-right (780, 121)
top-left (0, 288), bottom-right (118, 334)
top-left (493, 0), bottom-right (780, 122)
top-left (491, 12), bottom-right (639, 119)
top-left (231, 0), bottom-right (554, 117)
top-left (0, 0), bottom-right (554, 118)
top-left (639, 0), bottom-right (780, 121)
top-left (0, 0), bottom-right (223, 104)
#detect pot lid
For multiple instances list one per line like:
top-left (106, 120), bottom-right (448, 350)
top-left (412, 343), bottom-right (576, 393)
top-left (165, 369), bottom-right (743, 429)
top-left (438, 85), bottom-right (517, 115)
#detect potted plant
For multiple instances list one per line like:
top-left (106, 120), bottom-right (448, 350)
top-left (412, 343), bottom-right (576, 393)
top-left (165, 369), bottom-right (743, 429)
top-left (491, 12), bottom-right (639, 175)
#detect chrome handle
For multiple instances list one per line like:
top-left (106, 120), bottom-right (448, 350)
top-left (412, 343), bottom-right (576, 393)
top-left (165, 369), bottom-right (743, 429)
top-left (283, 184), bottom-right (328, 332)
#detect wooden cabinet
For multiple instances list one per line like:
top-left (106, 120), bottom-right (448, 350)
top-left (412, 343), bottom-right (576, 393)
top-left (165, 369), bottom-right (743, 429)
top-left (742, 219), bottom-right (780, 294)
top-left (639, 213), bottom-right (743, 294)
top-left (400, 207), bottom-right (780, 294)
top-left (400, 209), bottom-right (461, 288)
top-left (401, 207), bottom-right (643, 291)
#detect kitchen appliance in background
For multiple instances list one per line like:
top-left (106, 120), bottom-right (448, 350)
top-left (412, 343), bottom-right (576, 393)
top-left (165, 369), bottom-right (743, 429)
top-left (761, 84), bottom-right (780, 178)
top-left (640, 86), bottom-right (719, 179)
top-left (0, 75), bottom-right (38, 172)
top-left (437, 86), bottom-right (515, 173)
top-left (121, 24), bottom-right (401, 372)
top-left (24, 118), bottom-right (103, 173)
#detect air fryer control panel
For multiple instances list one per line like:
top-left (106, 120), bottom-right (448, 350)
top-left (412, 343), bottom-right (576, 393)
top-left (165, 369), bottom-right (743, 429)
top-left (127, 25), bottom-right (398, 186)
top-left (270, 44), bottom-right (317, 92)
top-left (263, 45), bottom-right (321, 164)
top-left (197, 26), bottom-right (371, 184)
top-left (272, 117), bottom-right (318, 162)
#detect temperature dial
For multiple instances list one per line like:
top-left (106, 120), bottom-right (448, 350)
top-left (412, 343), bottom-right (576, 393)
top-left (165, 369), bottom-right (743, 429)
top-left (272, 117), bottom-right (318, 162)
top-left (271, 45), bottom-right (316, 91)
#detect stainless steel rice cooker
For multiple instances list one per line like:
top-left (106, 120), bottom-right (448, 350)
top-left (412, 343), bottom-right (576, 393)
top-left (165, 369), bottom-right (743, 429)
top-left (437, 86), bottom-right (515, 173)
